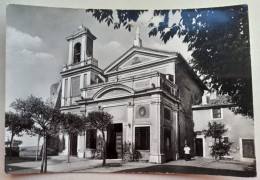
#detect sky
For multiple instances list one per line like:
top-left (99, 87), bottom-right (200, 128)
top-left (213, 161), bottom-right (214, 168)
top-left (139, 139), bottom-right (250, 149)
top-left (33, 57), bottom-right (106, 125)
top-left (6, 5), bottom-right (193, 111)
top-left (5, 5), bottom-right (192, 146)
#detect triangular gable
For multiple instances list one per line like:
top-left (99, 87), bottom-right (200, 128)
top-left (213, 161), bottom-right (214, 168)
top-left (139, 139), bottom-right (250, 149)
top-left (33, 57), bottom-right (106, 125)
top-left (104, 46), bottom-right (177, 74)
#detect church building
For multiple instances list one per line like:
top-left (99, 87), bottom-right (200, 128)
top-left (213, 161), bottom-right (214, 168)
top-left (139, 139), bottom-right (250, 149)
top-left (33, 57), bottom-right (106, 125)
top-left (53, 25), bottom-right (206, 163)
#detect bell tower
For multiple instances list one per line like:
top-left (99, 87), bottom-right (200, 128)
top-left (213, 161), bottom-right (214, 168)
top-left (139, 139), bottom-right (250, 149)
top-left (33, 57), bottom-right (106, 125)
top-left (65, 25), bottom-right (98, 69)
top-left (60, 26), bottom-right (103, 107)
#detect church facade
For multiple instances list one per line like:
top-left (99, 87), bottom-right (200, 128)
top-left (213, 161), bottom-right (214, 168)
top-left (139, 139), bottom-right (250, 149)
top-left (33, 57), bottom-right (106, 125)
top-left (55, 26), bottom-right (206, 163)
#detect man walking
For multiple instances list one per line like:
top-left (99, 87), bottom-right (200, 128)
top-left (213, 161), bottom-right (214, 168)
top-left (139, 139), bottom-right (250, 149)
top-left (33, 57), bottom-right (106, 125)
top-left (184, 144), bottom-right (191, 161)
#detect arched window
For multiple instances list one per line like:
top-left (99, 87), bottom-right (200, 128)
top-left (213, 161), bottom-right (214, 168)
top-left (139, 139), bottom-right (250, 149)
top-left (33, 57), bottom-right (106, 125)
top-left (74, 43), bottom-right (81, 63)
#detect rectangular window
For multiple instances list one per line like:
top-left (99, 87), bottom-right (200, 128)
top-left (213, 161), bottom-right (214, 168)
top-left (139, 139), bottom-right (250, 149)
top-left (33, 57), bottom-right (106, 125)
top-left (212, 108), bottom-right (222, 119)
top-left (71, 76), bottom-right (80, 97)
top-left (223, 137), bottom-right (229, 143)
top-left (86, 129), bottom-right (97, 149)
top-left (164, 108), bottom-right (171, 120)
top-left (135, 127), bottom-right (150, 150)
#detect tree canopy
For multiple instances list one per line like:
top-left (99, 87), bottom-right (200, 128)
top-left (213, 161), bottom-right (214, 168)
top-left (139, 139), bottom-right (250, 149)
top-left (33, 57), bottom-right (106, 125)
top-left (5, 111), bottom-right (34, 158)
top-left (203, 121), bottom-right (228, 140)
top-left (5, 111), bottom-right (34, 138)
top-left (86, 110), bottom-right (113, 166)
top-left (59, 112), bottom-right (87, 163)
top-left (10, 95), bottom-right (62, 173)
top-left (203, 121), bottom-right (230, 160)
top-left (86, 5), bottom-right (253, 118)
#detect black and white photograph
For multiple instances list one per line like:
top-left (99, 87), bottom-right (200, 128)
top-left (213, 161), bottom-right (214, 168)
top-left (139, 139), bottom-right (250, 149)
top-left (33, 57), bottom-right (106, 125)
top-left (4, 4), bottom-right (257, 178)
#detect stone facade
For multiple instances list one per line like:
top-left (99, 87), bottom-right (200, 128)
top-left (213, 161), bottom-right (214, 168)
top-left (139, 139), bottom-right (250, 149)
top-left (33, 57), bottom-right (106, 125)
top-left (55, 26), bottom-right (205, 163)
top-left (192, 93), bottom-right (255, 162)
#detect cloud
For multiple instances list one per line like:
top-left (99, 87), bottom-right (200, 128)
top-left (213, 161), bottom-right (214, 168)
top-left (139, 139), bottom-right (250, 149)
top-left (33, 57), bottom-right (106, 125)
top-left (6, 27), bottom-right (56, 65)
top-left (107, 41), bottom-right (121, 49)
top-left (95, 40), bottom-right (126, 69)
top-left (14, 49), bottom-right (55, 64)
top-left (5, 26), bottom-right (60, 111)
top-left (7, 26), bottom-right (42, 51)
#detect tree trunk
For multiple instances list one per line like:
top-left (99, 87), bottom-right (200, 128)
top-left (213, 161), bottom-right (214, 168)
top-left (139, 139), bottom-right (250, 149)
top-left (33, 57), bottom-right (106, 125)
top-left (36, 134), bottom-right (40, 161)
top-left (44, 135), bottom-right (47, 173)
top-left (67, 133), bottom-right (71, 163)
top-left (214, 137), bottom-right (217, 160)
top-left (9, 133), bottom-right (14, 160)
top-left (40, 135), bottom-right (45, 173)
top-left (102, 131), bottom-right (106, 166)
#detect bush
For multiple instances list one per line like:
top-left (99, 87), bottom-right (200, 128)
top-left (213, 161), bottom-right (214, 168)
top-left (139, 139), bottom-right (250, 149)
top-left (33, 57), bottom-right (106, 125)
top-left (210, 142), bottom-right (232, 160)
top-left (5, 147), bottom-right (19, 157)
top-left (90, 149), bottom-right (103, 159)
top-left (122, 141), bottom-right (142, 162)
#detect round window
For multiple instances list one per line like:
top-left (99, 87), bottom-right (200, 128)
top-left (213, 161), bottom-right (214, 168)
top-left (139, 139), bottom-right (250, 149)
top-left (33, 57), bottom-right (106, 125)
top-left (139, 106), bottom-right (146, 117)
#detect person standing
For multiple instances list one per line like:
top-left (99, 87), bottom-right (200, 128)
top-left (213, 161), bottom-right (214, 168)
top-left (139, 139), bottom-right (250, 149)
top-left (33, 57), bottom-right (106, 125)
top-left (184, 144), bottom-right (191, 161)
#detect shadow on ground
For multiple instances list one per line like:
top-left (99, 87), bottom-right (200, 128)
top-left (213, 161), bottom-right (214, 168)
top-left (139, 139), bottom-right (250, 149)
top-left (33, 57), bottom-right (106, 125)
top-left (5, 157), bottom-right (41, 164)
top-left (116, 165), bottom-right (257, 177)
top-left (5, 165), bottom-right (40, 174)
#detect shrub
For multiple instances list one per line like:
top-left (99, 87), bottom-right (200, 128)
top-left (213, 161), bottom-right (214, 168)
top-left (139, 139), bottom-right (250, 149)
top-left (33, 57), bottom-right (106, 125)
top-left (210, 142), bottom-right (232, 160)
top-left (90, 149), bottom-right (102, 159)
top-left (122, 141), bottom-right (142, 162)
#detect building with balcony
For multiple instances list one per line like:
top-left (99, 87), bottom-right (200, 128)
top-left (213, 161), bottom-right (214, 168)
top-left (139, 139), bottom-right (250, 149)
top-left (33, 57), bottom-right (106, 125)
top-left (53, 25), bottom-right (206, 163)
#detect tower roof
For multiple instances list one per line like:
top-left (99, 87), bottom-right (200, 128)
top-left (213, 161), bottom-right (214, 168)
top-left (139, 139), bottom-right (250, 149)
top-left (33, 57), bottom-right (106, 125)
top-left (66, 26), bottom-right (97, 41)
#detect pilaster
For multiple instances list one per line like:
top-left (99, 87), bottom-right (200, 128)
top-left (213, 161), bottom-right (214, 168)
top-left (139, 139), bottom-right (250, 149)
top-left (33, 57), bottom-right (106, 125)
top-left (68, 40), bottom-right (73, 67)
top-left (81, 35), bottom-right (86, 65)
top-left (126, 102), bottom-right (134, 143)
top-left (149, 97), bottom-right (165, 163)
top-left (67, 77), bottom-right (71, 106)
top-left (61, 78), bottom-right (66, 106)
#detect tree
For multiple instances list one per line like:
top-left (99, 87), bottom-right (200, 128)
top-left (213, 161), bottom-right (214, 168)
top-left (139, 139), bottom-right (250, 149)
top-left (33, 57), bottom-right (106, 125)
top-left (86, 5), bottom-right (253, 118)
top-left (202, 121), bottom-right (230, 160)
top-left (59, 113), bottom-right (87, 163)
top-left (85, 111), bottom-right (113, 166)
top-left (10, 95), bottom-right (61, 173)
top-left (5, 112), bottom-right (34, 159)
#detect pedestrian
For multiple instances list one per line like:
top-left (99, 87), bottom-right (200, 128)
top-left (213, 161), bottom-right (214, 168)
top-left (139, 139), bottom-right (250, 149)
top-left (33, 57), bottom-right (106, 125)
top-left (184, 144), bottom-right (191, 161)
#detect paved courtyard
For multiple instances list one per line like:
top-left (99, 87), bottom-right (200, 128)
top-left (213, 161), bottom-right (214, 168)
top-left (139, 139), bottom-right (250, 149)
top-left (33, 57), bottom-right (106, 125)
top-left (5, 156), bottom-right (256, 177)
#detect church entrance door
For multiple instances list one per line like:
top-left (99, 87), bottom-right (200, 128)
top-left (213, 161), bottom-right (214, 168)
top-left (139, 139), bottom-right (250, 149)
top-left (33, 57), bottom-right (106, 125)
top-left (107, 123), bottom-right (123, 159)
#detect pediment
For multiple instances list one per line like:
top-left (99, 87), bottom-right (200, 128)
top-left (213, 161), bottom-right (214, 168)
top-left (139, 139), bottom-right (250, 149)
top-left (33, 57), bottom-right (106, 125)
top-left (104, 47), bottom-right (176, 74)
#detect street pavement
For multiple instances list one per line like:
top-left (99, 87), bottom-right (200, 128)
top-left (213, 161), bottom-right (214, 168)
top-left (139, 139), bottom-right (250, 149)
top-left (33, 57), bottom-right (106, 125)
top-left (5, 156), bottom-right (256, 177)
